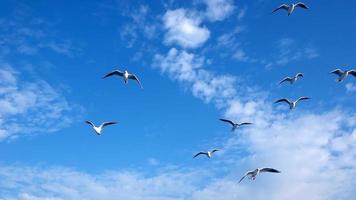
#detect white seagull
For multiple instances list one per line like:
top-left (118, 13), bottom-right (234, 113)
top-left (279, 73), bottom-right (304, 85)
top-left (219, 119), bottom-right (253, 132)
top-left (103, 69), bottom-right (143, 88)
top-left (330, 69), bottom-right (356, 82)
top-left (193, 149), bottom-right (219, 158)
top-left (274, 96), bottom-right (311, 109)
top-left (272, 2), bottom-right (309, 16)
top-left (239, 167), bottom-right (281, 183)
top-left (85, 121), bottom-right (117, 135)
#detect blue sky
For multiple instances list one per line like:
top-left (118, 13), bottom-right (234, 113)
top-left (0, 0), bottom-right (355, 199)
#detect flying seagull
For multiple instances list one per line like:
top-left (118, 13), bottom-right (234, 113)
top-left (330, 69), bottom-right (356, 82)
top-left (85, 121), bottom-right (117, 135)
top-left (193, 149), bottom-right (219, 158)
top-left (272, 2), bottom-right (309, 16)
top-left (274, 97), bottom-right (311, 109)
top-left (279, 73), bottom-right (304, 85)
top-left (219, 119), bottom-right (253, 132)
top-left (239, 168), bottom-right (281, 183)
top-left (103, 69), bottom-right (143, 88)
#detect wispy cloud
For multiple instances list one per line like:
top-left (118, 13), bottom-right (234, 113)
top-left (0, 67), bottom-right (77, 140)
top-left (153, 48), bottom-right (238, 105)
top-left (163, 9), bottom-right (210, 49)
top-left (346, 83), bottom-right (356, 92)
top-left (0, 17), bottom-right (78, 57)
top-left (202, 0), bottom-right (235, 22)
top-left (119, 5), bottom-right (159, 48)
top-left (0, 110), bottom-right (355, 199)
top-left (271, 38), bottom-right (319, 66)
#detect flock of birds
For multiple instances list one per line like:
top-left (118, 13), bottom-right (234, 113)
top-left (84, 2), bottom-right (356, 183)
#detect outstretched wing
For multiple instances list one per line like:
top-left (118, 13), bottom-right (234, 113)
top-left (274, 98), bottom-right (291, 105)
top-left (238, 171), bottom-right (253, 183)
top-left (101, 122), bottom-right (117, 128)
top-left (330, 69), bottom-right (344, 76)
top-left (279, 77), bottom-right (292, 84)
top-left (193, 152), bottom-right (207, 158)
top-left (128, 74), bottom-right (143, 88)
top-left (347, 70), bottom-right (356, 77)
top-left (272, 4), bottom-right (289, 13)
top-left (219, 118), bottom-right (235, 126)
top-left (85, 120), bottom-right (95, 127)
top-left (260, 168), bottom-right (281, 173)
top-left (296, 96), bottom-right (311, 103)
top-left (239, 122), bottom-right (253, 126)
top-left (102, 70), bottom-right (124, 79)
top-left (238, 174), bottom-right (247, 183)
top-left (296, 73), bottom-right (304, 78)
top-left (211, 149), bottom-right (220, 154)
top-left (295, 2), bottom-right (309, 9)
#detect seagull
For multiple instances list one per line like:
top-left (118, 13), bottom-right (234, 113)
top-left (193, 149), bottom-right (219, 158)
top-left (272, 2), bottom-right (309, 16)
top-left (85, 121), bottom-right (117, 135)
top-left (274, 97), bottom-right (311, 109)
top-left (103, 69), bottom-right (143, 88)
top-left (330, 69), bottom-right (356, 82)
top-left (279, 73), bottom-right (304, 85)
top-left (239, 167), bottom-right (281, 183)
top-left (219, 119), bottom-right (253, 132)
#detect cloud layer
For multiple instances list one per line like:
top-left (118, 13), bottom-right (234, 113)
top-left (0, 67), bottom-right (76, 140)
top-left (163, 9), bottom-right (210, 49)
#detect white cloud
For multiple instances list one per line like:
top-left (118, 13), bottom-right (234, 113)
top-left (153, 48), bottom-right (237, 105)
top-left (152, 44), bottom-right (356, 199)
top-left (217, 26), bottom-right (244, 48)
top-left (0, 166), bottom-right (205, 200)
top-left (273, 38), bottom-right (319, 66)
top-left (203, 0), bottom-right (235, 22)
top-left (163, 9), bottom-right (210, 49)
top-left (120, 5), bottom-right (158, 48)
top-left (0, 110), bottom-right (355, 199)
top-left (233, 49), bottom-right (249, 62)
top-left (346, 83), bottom-right (356, 92)
top-left (0, 67), bottom-right (76, 140)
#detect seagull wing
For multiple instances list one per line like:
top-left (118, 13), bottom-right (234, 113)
top-left (85, 121), bottom-right (95, 127)
top-left (279, 77), bottom-right (293, 84)
top-left (296, 96), bottom-right (311, 103)
top-left (274, 98), bottom-right (291, 105)
top-left (238, 174), bottom-right (247, 183)
top-left (193, 152), bottom-right (207, 158)
top-left (295, 2), bottom-right (309, 9)
top-left (102, 70), bottom-right (124, 79)
top-left (296, 73), bottom-right (304, 78)
top-left (211, 149), bottom-right (220, 154)
top-left (330, 69), bottom-right (344, 76)
top-left (238, 171), bottom-right (253, 183)
top-left (239, 122), bottom-right (253, 126)
top-left (260, 168), bottom-right (281, 173)
top-left (272, 4), bottom-right (289, 13)
top-left (219, 119), bottom-right (235, 127)
top-left (128, 74), bottom-right (143, 88)
top-left (347, 70), bottom-right (356, 77)
top-left (101, 122), bottom-right (117, 128)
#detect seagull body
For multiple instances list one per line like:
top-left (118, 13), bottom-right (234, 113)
top-left (274, 97), bottom-right (311, 109)
top-left (193, 149), bottom-right (219, 158)
top-left (85, 121), bottom-right (117, 135)
top-left (330, 69), bottom-right (356, 82)
top-left (103, 69), bottom-right (143, 88)
top-left (273, 2), bottom-right (309, 16)
top-left (279, 73), bottom-right (303, 85)
top-left (239, 168), bottom-right (281, 183)
top-left (219, 119), bottom-right (253, 132)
